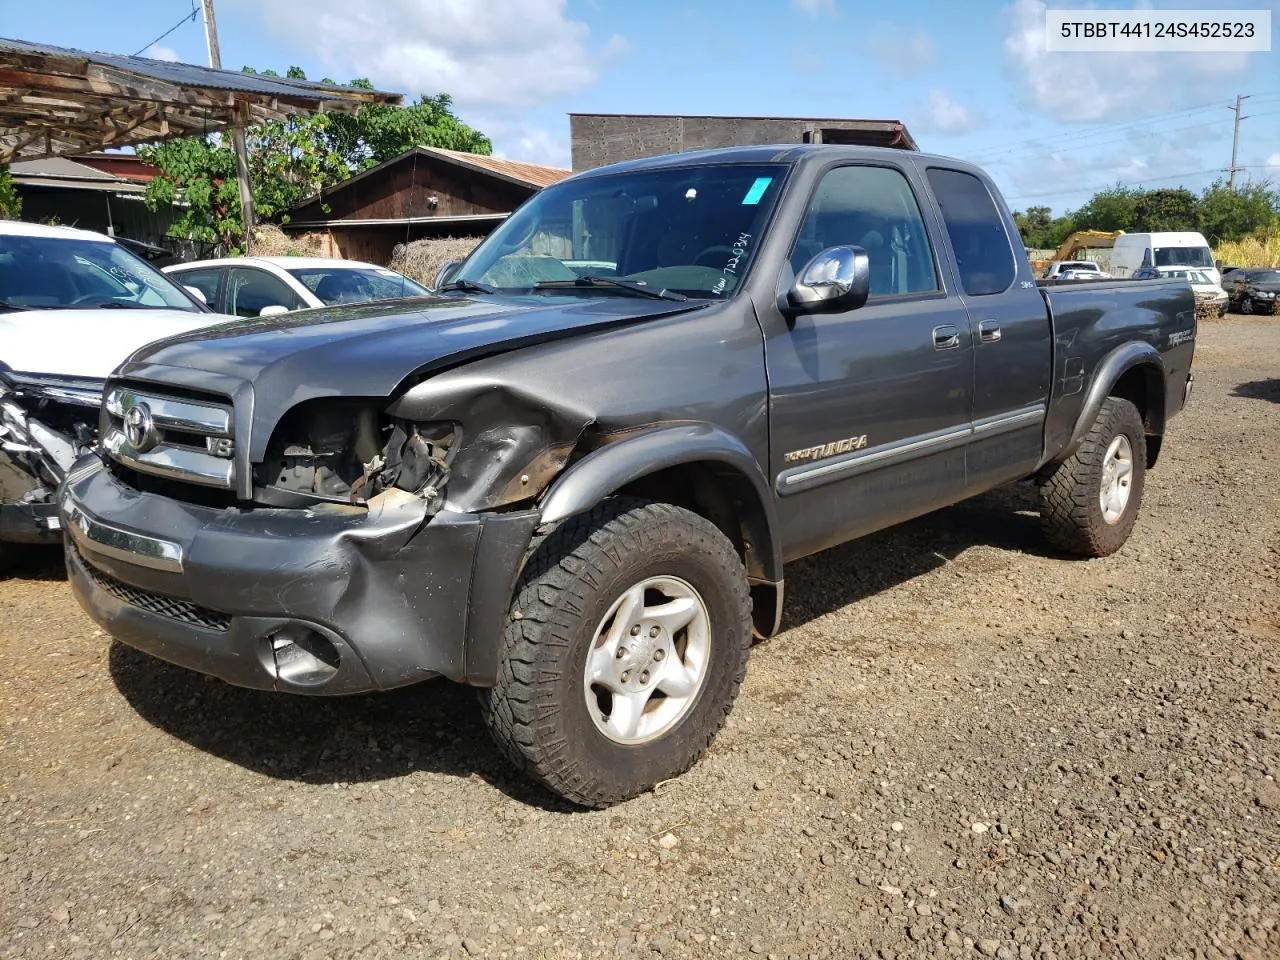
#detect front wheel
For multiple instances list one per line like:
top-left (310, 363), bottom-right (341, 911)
top-left (481, 498), bottom-right (752, 807)
top-left (1242, 296), bottom-right (1255, 315)
top-left (1039, 397), bottom-right (1147, 557)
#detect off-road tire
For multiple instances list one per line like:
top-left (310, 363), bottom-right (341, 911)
top-left (480, 497), bottom-right (752, 808)
top-left (1039, 397), bottom-right (1147, 557)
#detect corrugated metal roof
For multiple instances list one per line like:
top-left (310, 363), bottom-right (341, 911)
top-left (0, 37), bottom-right (399, 103)
top-left (420, 147), bottom-right (571, 189)
top-left (1, 36), bottom-right (402, 161)
top-left (11, 156), bottom-right (117, 180)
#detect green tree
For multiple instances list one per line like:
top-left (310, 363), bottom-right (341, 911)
top-left (137, 137), bottom-right (242, 249)
top-left (1197, 179), bottom-right (1279, 243)
top-left (326, 90), bottom-right (491, 170)
top-left (1013, 206), bottom-right (1052, 247)
top-left (138, 67), bottom-right (490, 249)
top-left (0, 163), bottom-right (20, 220)
top-left (1132, 187), bottom-right (1198, 231)
top-left (1071, 184), bottom-right (1141, 232)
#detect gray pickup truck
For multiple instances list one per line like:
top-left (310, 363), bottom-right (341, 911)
top-left (60, 145), bottom-right (1195, 806)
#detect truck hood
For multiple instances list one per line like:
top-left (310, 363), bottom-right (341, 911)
top-left (0, 307), bottom-right (229, 380)
top-left (121, 293), bottom-right (707, 403)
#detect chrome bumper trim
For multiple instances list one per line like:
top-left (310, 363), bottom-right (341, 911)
top-left (62, 497), bottom-right (185, 574)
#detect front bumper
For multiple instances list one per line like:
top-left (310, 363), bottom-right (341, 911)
top-left (60, 457), bottom-right (538, 694)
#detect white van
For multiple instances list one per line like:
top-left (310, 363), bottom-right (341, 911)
top-left (1110, 231), bottom-right (1219, 283)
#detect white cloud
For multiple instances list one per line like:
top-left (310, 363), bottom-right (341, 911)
top-left (145, 45), bottom-right (180, 62)
top-left (914, 89), bottom-right (977, 136)
top-left (254, 0), bottom-right (628, 109)
top-left (792, 0), bottom-right (836, 14)
top-left (493, 124), bottom-right (571, 170)
top-left (1267, 153), bottom-right (1280, 171)
top-left (863, 22), bottom-right (936, 76)
top-left (1003, 0), bottom-right (1254, 122)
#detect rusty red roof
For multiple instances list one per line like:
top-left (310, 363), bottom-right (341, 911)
top-left (418, 147), bottom-right (570, 189)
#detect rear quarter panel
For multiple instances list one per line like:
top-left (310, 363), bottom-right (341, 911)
top-left (1040, 278), bottom-right (1196, 460)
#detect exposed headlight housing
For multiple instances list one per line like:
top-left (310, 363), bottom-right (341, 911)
top-left (256, 399), bottom-right (456, 508)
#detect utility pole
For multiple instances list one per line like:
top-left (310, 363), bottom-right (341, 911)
top-left (200, 0), bottom-right (256, 252)
top-left (1227, 93), bottom-right (1250, 191)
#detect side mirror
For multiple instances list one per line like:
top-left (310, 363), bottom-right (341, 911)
top-left (183, 285), bottom-right (208, 304)
top-left (432, 260), bottom-right (463, 291)
top-left (258, 305), bottom-right (290, 317)
top-left (787, 245), bottom-right (871, 314)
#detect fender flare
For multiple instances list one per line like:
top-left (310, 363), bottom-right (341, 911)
top-left (1063, 341), bottom-right (1165, 460)
top-left (539, 422), bottom-right (783, 584)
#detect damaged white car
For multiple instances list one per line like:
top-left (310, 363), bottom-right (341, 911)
top-left (0, 222), bottom-right (231, 571)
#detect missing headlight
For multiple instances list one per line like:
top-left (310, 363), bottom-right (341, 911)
top-left (355, 421), bottom-right (455, 507)
top-left (257, 401), bottom-right (386, 504)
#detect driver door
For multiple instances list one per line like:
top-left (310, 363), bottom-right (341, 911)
top-left (761, 163), bottom-right (975, 560)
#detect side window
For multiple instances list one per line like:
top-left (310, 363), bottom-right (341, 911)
top-left (175, 268), bottom-right (223, 308)
top-left (227, 268), bottom-right (301, 317)
top-left (925, 168), bottom-right (1017, 296)
top-left (790, 165), bottom-right (938, 297)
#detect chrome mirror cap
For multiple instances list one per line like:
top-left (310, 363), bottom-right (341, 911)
top-left (787, 245), bottom-right (871, 313)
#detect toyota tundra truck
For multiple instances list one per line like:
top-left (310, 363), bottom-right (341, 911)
top-left (59, 146), bottom-right (1196, 807)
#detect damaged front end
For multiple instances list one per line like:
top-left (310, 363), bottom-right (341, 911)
top-left (254, 399), bottom-right (456, 515)
top-left (252, 378), bottom-right (592, 521)
top-left (1, 371), bottom-right (101, 544)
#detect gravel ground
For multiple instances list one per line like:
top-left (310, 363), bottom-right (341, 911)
top-left (2, 316), bottom-right (1277, 960)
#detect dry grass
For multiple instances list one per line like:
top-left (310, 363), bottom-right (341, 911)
top-left (1214, 229), bottom-right (1280, 268)
top-left (251, 224), bottom-right (335, 259)
top-left (389, 236), bottom-right (482, 287)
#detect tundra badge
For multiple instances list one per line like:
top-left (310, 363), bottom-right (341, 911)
top-left (784, 435), bottom-right (868, 463)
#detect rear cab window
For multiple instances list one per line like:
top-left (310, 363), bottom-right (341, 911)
top-left (925, 168), bottom-right (1017, 296)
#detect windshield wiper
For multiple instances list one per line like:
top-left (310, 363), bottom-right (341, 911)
top-left (534, 276), bottom-right (687, 301)
top-left (73, 301), bottom-right (150, 309)
top-left (438, 278), bottom-right (496, 295)
top-left (0, 300), bottom-right (57, 313)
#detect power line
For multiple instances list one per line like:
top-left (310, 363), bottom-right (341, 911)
top-left (965, 92), bottom-right (1280, 164)
top-left (1004, 166), bottom-right (1256, 204)
top-left (132, 1), bottom-right (200, 57)
top-left (981, 118), bottom-right (1231, 167)
top-left (982, 109), bottom-right (1280, 170)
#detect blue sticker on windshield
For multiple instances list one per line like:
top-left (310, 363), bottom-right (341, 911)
top-left (741, 177), bottom-right (772, 205)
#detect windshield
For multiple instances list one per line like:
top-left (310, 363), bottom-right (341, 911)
top-left (286, 266), bottom-right (429, 305)
top-left (452, 164), bottom-right (788, 298)
top-left (0, 233), bottom-right (199, 310)
top-left (1248, 270), bottom-right (1280, 283)
top-left (1153, 245), bottom-right (1214, 269)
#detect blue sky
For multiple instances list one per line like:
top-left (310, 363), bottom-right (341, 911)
top-left (5, 0), bottom-right (1279, 214)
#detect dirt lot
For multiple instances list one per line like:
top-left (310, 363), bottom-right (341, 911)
top-left (2, 317), bottom-right (1278, 960)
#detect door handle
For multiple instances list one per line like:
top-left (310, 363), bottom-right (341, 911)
top-left (979, 319), bottom-right (1002, 343)
top-left (933, 324), bottom-right (960, 350)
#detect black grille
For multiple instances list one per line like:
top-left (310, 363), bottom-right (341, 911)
top-left (76, 549), bottom-right (231, 632)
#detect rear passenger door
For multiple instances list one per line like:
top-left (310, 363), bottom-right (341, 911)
top-left (923, 166), bottom-right (1052, 492)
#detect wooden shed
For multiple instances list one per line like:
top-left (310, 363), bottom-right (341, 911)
top-left (285, 146), bottom-right (570, 264)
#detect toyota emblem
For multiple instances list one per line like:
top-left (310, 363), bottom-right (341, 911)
top-left (123, 402), bottom-right (158, 452)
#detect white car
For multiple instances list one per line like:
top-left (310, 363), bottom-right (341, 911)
top-left (0, 221), bottom-right (233, 567)
top-left (1042, 260), bottom-right (1110, 281)
top-left (1132, 265), bottom-right (1229, 316)
top-left (164, 257), bottom-right (430, 317)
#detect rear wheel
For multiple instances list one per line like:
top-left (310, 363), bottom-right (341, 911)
top-left (1039, 397), bottom-right (1147, 557)
top-left (481, 497), bottom-right (752, 807)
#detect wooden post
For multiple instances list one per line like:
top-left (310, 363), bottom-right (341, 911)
top-left (201, 0), bottom-right (255, 253)
top-left (231, 103), bottom-right (256, 253)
